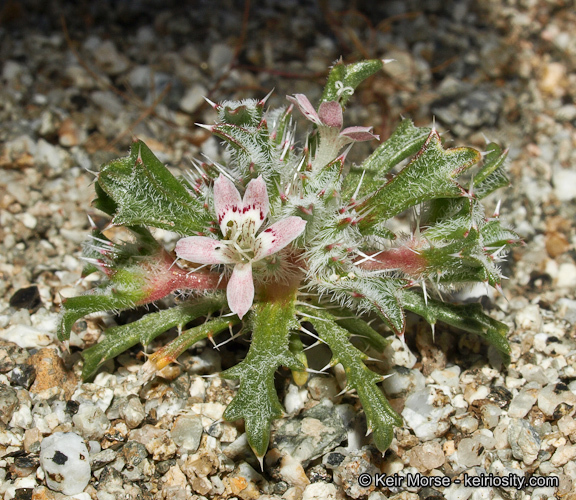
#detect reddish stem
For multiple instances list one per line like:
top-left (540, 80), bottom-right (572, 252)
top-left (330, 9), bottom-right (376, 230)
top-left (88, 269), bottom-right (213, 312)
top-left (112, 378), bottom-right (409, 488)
top-left (143, 251), bottom-right (225, 303)
top-left (356, 245), bottom-right (427, 277)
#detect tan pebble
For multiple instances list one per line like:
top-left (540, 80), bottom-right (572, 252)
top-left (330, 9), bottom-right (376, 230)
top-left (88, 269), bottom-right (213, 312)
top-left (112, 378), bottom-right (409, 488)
top-left (229, 476), bottom-right (248, 495)
top-left (443, 440), bottom-right (456, 455)
top-left (407, 441), bottom-right (445, 472)
top-left (539, 62), bottom-right (567, 96)
top-left (26, 347), bottom-right (77, 399)
top-left (31, 486), bottom-right (58, 500)
top-left (546, 231), bottom-right (570, 258)
top-left (551, 444), bottom-right (576, 467)
top-left (58, 118), bottom-right (83, 147)
top-left (24, 428), bottom-right (43, 453)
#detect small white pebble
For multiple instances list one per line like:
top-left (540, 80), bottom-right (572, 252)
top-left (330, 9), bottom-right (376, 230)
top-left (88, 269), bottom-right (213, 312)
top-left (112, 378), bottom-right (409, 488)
top-left (39, 432), bottom-right (91, 495)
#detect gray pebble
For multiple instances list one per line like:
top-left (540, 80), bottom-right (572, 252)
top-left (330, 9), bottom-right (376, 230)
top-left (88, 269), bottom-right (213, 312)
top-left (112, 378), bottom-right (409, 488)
top-left (507, 418), bottom-right (540, 465)
top-left (382, 366), bottom-right (426, 397)
top-left (119, 396), bottom-right (145, 429)
top-left (73, 403), bottom-right (111, 440)
top-left (0, 383), bottom-right (18, 424)
top-left (180, 84), bottom-right (208, 114)
top-left (271, 400), bottom-right (347, 465)
top-left (171, 415), bottom-right (204, 453)
top-left (90, 448), bottom-right (117, 470)
top-left (508, 384), bottom-right (539, 418)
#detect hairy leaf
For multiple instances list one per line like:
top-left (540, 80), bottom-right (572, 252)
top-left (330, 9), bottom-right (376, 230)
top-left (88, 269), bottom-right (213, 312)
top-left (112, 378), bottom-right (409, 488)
top-left (305, 308), bottom-right (402, 451)
top-left (315, 276), bottom-right (407, 336)
top-left (98, 140), bottom-right (210, 234)
top-left (81, 296), bottom-right (226, 380)
top-left (222, 300), bottom-right (304, 458)
top-left (321, 59), bottom-right (386, 107)
top-left (402, 290), bottom-right (511, 363)
top-left (473, 143), bottom-right (510, 199)
top-left (359, 131), bottom-right (481, 229)
top-left (361, 118), bottom-right (431, 176)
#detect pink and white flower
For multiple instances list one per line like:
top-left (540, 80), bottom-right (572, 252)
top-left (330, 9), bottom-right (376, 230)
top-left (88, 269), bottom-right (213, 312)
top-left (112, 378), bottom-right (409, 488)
top-left (175, 175), bottom-right (306, 319)
top-left (287, 93), bottom-right (379, 144)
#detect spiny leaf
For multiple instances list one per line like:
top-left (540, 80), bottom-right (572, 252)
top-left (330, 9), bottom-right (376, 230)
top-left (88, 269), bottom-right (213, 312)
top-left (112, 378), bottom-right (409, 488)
top-left (80, 296), bottom-right (226, 380)
top-left (304, 308), bottom-right (402, 451)
top-left (316, 276), bottom-right (407, 336)
top-left (218, 98), bottom-right (264, 127)
top-left (361, 118), bottom-right (431, 176)
top-left (354, 278), bottom-right (406, 336)
top-left (336, 316), bottom-right (393, 352)
top-left (57, 266), bottom-right (153, 341)
top-left (98, 140), bottom-right (210, 234)
top-left (402, 290), bottom-right (511, 363)
top-left (222, 300), bottom-right (303, 458)
top-left (93, 181), bottom-right (117, 217)
top-left (147, 316), bottom-right (239, 372)
top-left (211, 123), bottom-right (276, 178)
top-left (58, 289), bottom-right (143, 342)
top-left (359, 131), bottom-right (481, 229)
top-left (342, 119), bottom-right (431, 204)
top-left (289, 332), bottom-right (309, 387)
top-left (321, 59), bottom-right (386, 107)
top-left (474, 167), bottom-right (510, 199)
top-left (270, 105), bottom-right (293, 148)
top-left (473, 143), bottom-right (510, 199)
top-left (481, 220), bottom-right (522, 248)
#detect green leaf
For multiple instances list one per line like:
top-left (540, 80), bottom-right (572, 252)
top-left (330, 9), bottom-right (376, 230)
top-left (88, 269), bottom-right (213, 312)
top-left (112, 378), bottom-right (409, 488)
top-left (402, 290), bottom-right (511, 363)
top-left (342, 170), bottom-right (381, 205)
top-left (98, 140), bottom-right (210, 234)
top-left (270, 106), bottom-right (293, 148)
top-left (289, 332), bottom-right (309, 387)
top-left (219, 99), bottom-right (264, 127)
top-left (359, 131), bottom-right (481, 229)
top-left (93, 181), bottom-right (117, 217)
top-left (211, 123), bottom-right (276, 179)
top-left (321, 59), bottom-right (386, 107)
top-left (58, 289), bottom-right (143, 342)
top-left (473, 143), bottom-right (510, 199)
top-left (81, 296), bottom-right (226, 380)
top-left (474, 168), bottom-right (510, 200)
top-left (147, 316), bottom-right (239, 372)
top-left (316, 276), bottom-right (406, 336)
top-left (304, 308), bottom-right (402, 451)
top-left (481, 220), bottom-right (522, 248)
top-left (222, 300), bottom-right (303, 458)
top-left (336, 316), bottom-right (393, 352)
top-left (421, 214), bottom-right (473, 242)
top-left (361, 119), bottom-right (431, 176)
top-left (57, 266), bottom-right (154, 341)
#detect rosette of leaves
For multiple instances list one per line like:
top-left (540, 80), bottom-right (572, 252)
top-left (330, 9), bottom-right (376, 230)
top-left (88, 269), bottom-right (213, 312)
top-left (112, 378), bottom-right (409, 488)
top-left (58, 59), bottom-right (520, 460)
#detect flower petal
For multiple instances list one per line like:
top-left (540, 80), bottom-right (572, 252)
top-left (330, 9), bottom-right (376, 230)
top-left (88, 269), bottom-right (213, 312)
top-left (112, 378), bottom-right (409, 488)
top-left (227, 262), bottom-right (254, 319)
top-left (286, 94), bottom-right (322, 125)
top-left (318, 101), bottom-right (343, 128)
top-left (254, 216), bottom-right (307, 260)
top-left (175, 236), bottom-right (235, 264)
top-left (340, 126), bottom-right (380, 142)
top-left (241, 175), bottom-right (269, 233)
top-left (214, 174), bottom-right (243, 236)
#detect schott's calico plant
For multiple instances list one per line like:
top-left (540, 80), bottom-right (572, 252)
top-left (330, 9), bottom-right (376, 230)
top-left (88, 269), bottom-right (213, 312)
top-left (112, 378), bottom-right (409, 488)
top-left (58, 60), bottom-right (520, 459)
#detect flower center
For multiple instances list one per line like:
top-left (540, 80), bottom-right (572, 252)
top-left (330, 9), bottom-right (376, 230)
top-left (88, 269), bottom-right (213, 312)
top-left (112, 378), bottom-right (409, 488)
top-left (220, 219), bottom-right (260, 264)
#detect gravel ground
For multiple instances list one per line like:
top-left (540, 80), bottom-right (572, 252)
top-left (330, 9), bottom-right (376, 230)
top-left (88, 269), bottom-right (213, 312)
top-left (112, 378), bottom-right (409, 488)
top-left (1, 1), bottom-right (576, 499)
